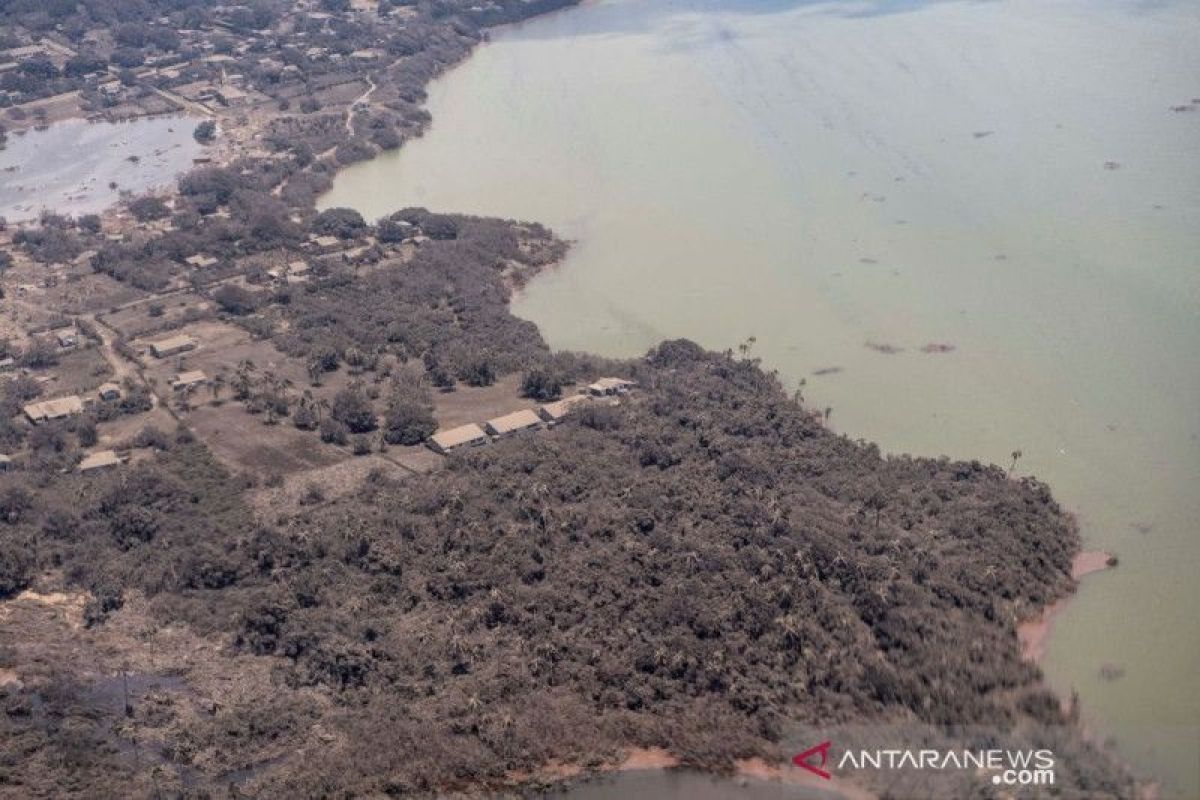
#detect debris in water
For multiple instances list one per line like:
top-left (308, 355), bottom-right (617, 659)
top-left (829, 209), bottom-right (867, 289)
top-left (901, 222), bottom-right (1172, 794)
top-left (1130, 521), bottom-right (1153, 535)
top-left (920, 343), bottom-right (956, 354)
top-left (973, 130), bottom-right (994, 139)
top-left (812, 366), bottom-right (843, 376)
top-left (1103, 161), bottom-right (1121, 170)
top-left (865, 341), bottom-right (904, 355)
top-left (1099, 663), bottom-right (1126, 681)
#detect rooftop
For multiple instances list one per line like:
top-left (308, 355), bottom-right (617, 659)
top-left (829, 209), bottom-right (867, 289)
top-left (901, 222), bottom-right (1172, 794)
top-left (539, 394), bottom-right (589, 421)
top-left (590, 377), bottom-right (637, 392)
top-left (172, 370), bottom-right (209, 387)
top-left (486, 409), bottom-right (543, 435)
top-left (430, 423), bottom-right (488, 451)
top-left (78, 450), bottom-right (121, 472)
top-left (149, 334), bottom-right (196, 354)
top-left (24, 395), bottom-right (84, 421)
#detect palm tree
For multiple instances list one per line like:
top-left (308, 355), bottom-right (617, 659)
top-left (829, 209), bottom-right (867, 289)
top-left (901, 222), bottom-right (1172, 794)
top-left (1009, 449), bottom-right (1023, 476)
top-left (210, 371), bottom-right (226, 403)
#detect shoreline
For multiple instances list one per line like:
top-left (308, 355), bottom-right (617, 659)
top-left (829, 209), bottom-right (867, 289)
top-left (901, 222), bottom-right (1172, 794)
top-left (1017, 550), bottom-right (1114, 663)
top-left (504, 747), bottom-right (878, 799)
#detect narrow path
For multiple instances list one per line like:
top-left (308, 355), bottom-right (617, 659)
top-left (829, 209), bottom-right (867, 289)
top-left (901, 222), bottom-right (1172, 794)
top-left (89, 313), bottom-right (173, 417)
top-left (345, 76), bottom-right (377, 136)
top-left (89, 315), bottom-right (140, 387)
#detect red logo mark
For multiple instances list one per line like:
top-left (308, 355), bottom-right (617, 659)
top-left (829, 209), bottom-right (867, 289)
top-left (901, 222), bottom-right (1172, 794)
top-left (792, 740), bottom-right (832, 780)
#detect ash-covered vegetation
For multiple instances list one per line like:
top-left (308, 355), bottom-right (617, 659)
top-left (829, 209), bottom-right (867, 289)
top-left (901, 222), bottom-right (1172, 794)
top-left (0, 342), bottom-right (1136, 797)
top-left (274, 210), bottom-right (564, 383)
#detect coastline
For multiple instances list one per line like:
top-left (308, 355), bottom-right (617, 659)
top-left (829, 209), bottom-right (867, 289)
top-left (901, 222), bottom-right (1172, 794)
top-left (503, 548), bottom-right (1118, 798)
top-left (0, 2), bottom-right (1143, 797)
top-left (505, 747), bottom-right (878, 799)
top-left (1018, 550), bottom-right (1114, 663)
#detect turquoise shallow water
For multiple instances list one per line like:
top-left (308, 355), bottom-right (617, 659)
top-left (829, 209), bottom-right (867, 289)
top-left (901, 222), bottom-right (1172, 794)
top-left (322, 0), bottom-right (1200, 793)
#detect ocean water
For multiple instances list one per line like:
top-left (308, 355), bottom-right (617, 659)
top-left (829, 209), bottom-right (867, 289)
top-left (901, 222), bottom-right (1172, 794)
top-left (321, 0), bottom-right (1200, 794)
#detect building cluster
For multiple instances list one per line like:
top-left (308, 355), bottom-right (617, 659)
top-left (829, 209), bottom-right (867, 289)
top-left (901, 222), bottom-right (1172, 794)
top-left (1, 0), bottom-right (414, 122)
top-left (428, 378), bottom-right (636, 455)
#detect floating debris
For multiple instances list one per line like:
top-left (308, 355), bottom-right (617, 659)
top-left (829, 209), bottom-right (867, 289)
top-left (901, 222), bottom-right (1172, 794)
top-left (1103, 161), bottom-right (1121, 170)
top-left (865, 341), bottom-right (904, 355)
top-left (1130, 521), bottom-right (1153, 535)
top-left (1099, 663), bottom-right (1126, 681)
top-left (812, 366), bottom-right (843, 376)
top-left (973, 130), bottom-right (994, 139)
top-left (920, 343), bottom-right (956, 354)
top-left (859, 257), bottom-right (877, 265)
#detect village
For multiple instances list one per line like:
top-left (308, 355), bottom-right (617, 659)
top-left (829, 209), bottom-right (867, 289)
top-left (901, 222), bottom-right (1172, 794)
top-left (0, 197), bottom-right (637, 522)
top-left (1, 0), bottom-right (419, 133)
top-left (7, 305), bottom-right (636, 478)
top-left (0, 207), bottom-right (636, 485)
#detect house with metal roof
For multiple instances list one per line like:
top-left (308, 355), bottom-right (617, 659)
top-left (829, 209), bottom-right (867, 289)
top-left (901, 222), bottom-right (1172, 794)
top-left (537, 394), bottom-right (590, 424)
top-left (171, 370), bottom-right (209, 392)
top-left (149, 335), bottom-right (196, 358)
top-left (484, 409), bottom-right (543, 437)
top-left (584, 377), bottom-right (638, 397)
top-left (428, 423), bottom-right (488, 454)
top-left (23, 395), bottom-right (84, 424)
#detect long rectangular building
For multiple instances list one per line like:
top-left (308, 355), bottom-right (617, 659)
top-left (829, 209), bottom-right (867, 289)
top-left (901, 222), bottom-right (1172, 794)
top-left (537, 394), bottom-right (589, 424)
top-left (149, 335), bottom-right (196, 358)
top-left (484, 409), bottom-right (543, 437)
top-left (428, 423), bottom-right (488, 455)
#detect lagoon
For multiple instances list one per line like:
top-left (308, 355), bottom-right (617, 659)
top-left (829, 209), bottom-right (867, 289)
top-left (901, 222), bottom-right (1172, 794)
top-left (0, 116), bottom-right (200, 222)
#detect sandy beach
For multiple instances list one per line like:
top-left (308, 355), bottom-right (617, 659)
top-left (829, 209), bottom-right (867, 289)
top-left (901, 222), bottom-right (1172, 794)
top-left (1018, 551), bottom-right (1114, 663)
